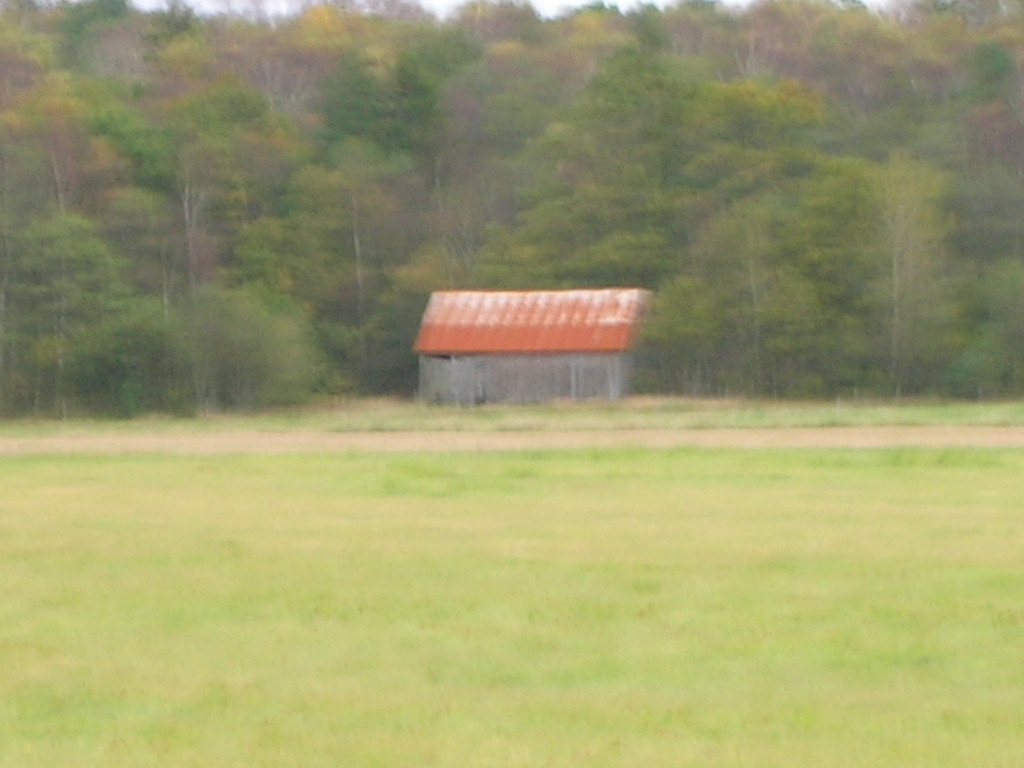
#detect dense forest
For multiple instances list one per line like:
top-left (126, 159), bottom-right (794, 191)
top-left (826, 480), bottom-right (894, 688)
top-left (2, 0), bottom-right (1024, 415)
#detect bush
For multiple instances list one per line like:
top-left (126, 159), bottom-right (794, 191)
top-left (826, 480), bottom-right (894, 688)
top-left (183, 286), bottom-right (323, 413)
top-left (68, 300), bottom-right (191, 417)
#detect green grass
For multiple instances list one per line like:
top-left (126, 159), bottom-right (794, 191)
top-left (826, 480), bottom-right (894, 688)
top-left (6, 396), bottom-right (1024, 436)
top-left (2, 447), bottom-right (1023, 766)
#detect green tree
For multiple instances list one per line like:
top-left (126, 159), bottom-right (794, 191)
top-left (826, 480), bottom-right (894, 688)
top-left (637, 273), bottom-right (724, 394)
top-left (320, 51), bottom-right (391, 150)
top-left (675, 159), bottom-right (883, 397)
top-left (949, 164), bottom-right (1024, 265)
top-left (872, 153), bottom-right (956, 395)
top-left (951, 260), bottom-right (1024, 397)
top-left (686, 194), bottom-right (783, 394)
top-left (9, 213), bottom-right (127, 415)
top-left (88, 104), bottom-right (176, 192)
top-left (388, 28), bottom-right (481, 170)
top-left (162, 75), bottom-right (289, 287)
top-left (478, 45), bottom-right (695, 288)
top-left (99, 186), bottom-right (180, 311)
top-left (68, 298), bottom-right (190, 416)
top-left (182, 286), bottom-right (321, 413)
top-left (57, 0), bottom-right (131, 69)
top-left (231, 141), bottom-right (419, 391)
top-left (0, 22), bottom-right (53, 410)
top-left (768, 159), bottom-right (882, 394)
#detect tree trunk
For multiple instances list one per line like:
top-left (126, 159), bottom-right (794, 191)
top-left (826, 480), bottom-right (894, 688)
top-left (182, 175), bottom-right (208, 289)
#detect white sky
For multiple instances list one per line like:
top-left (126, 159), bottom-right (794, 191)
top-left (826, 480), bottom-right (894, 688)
top-left (435, 0), bottom-right (591, 17)
top-left (134, 0), bottom-right (663, 21)
top-left (422, 0), bottom-right (670, 20)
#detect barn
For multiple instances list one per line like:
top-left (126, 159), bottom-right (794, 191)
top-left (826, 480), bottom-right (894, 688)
top-left (413, 288), bottom-right (650, 405)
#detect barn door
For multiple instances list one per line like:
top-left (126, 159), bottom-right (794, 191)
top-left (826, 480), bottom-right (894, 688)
top-left (450, 356), bottom-right (488, 406)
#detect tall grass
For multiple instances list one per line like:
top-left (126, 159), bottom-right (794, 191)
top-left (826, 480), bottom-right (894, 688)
top-left (2, 448), bottom-right (1023, 766)
top-left (5, 396), bottom-right (1024, 436)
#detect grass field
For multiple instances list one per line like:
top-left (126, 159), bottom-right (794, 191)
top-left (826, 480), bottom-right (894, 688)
top-left (5, 396), bottom-right (1024, 437)
top-left (2, 438), bottom-right (1024, 766)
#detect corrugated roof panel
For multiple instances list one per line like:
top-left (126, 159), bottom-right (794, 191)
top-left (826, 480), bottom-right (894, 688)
top-left (414, 288), bottom-right (649, 355)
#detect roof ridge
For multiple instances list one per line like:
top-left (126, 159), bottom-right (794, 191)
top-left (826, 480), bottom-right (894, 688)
top-left (414, 288), bottom-right (649, 355)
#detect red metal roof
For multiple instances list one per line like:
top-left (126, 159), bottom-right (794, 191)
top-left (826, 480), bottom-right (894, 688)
top-left (414, 289), bottom-right (649, 355)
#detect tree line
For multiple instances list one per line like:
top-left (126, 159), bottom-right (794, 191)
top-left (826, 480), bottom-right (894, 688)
top-left (2, 0), bottom-right (1023, 415)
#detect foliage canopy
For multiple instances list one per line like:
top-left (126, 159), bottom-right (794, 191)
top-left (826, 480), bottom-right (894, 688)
top-left (1, 0), bottom-right (1022, 413)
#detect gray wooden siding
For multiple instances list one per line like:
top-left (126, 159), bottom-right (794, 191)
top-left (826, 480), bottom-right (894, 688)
top-left (418, 353), bottom-right (632, 405)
